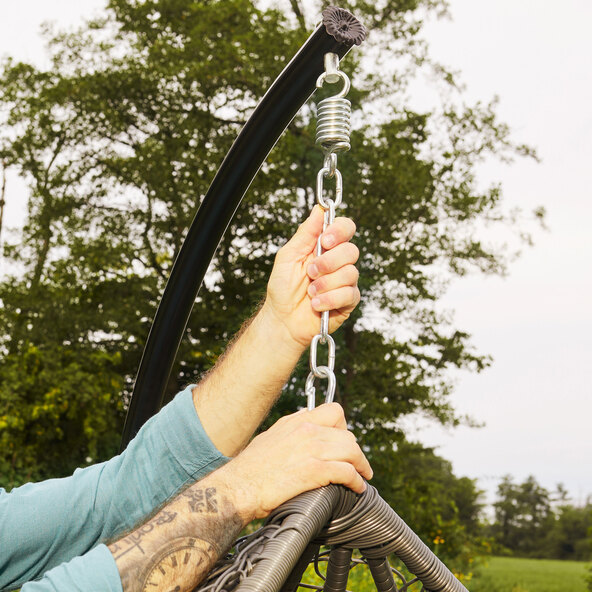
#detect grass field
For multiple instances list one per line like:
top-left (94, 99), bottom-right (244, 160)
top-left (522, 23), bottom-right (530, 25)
top-left (301, 555), bottom-right (591, 591)
top-left (465, 556), bottom-right (589, 592)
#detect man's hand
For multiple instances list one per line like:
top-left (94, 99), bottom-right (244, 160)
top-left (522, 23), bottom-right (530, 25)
top-left (215, 402), bottom-right (373, 522)
top-left (193, 207), bottom-right (361, 457)
top-left (263, 205), bottom-right (360, 349)
top-left (110, 404), bottom-right (372, 592)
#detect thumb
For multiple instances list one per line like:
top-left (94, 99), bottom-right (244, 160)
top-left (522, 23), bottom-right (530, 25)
top-left (281, 206), bottom-right (324, 257)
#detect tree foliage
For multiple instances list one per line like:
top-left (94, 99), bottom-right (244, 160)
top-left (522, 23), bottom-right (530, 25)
top-left (491, 475), bottom-right (592, 561)
top-left (370, 442), bottom-right (486, 578)
top-left (0, 0), bottom-right (538, 565)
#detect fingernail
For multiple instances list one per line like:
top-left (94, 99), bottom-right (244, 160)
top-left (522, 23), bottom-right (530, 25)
top-left (308, 284), bottom-right (317, 297)
top-left (322, 233), bottom-right (335, 248)
top-left (307, 263), bottom-right (319, 279)
top-left (311, 297), bottom-right (321, 310)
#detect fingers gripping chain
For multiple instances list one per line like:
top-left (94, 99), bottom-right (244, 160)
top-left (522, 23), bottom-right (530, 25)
top-left (306, 53), bottom-right (352, 410)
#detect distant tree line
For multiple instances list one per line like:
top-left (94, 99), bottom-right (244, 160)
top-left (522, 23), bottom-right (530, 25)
top-left (488, 475), bottom-right (591, 562)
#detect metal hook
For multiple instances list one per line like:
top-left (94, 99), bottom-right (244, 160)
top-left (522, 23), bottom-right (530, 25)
top-left (315, 53), bottom-right (351, 98)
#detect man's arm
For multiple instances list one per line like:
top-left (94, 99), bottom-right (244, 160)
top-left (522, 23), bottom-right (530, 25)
top-left (110, 403), bottom-right (371, 592)
top-left (108, 481), bottom-right (241, 592)
top-left (1, 207), bottom-right (359, 591)
top-left (194, 206), bottom-right (360, 456)
top-left (2, 388), bottom-right (227, 592)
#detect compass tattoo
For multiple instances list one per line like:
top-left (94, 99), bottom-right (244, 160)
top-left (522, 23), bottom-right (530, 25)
top-left (109, 484), bottom-right (242, 592)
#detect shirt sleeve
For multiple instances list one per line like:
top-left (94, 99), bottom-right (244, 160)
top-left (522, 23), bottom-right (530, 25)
top-left (0, 385), bottom-right (229, 591)
top-left (20, 545), bottom-right (122, 592)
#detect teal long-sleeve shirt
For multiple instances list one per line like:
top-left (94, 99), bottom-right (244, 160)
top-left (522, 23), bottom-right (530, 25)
top-left (0, 385), bottom-right (229, 591)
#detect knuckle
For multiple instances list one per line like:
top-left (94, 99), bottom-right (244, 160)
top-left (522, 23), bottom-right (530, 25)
top-left (250, 432), bottom-right (264, 446)
top-left (311, 277), bottom-right (325, 294)
top-left (326, 402), bottom-right (345, 421)
top-left (349, 265), bottom-right (360, 283)
top-left (277, 414), bottom-right (292, 426)
top-left (315, 255), bottom-right (329, 275)
top-left (274, 246), bottom-right (287, 264)
top-left (356, 447), bottom-right (368, 466)
top-left (345, 430), bottom-right (357, 443)
top-left (343, 463), bottom-right (358, 482)
top-left (349, 243), bottom-right (360, 262)
top-left (321, 292), bottom-right (334, 309)
top-left (335, 217), bottom-right (356, 236)
top-left (298, 421), bottom-right (318, 438)
top-left (308, 458), bottom-right (328, 481)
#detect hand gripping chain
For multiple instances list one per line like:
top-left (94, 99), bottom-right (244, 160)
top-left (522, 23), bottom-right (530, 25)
top-left (305, 53), bottom-right (352, 411)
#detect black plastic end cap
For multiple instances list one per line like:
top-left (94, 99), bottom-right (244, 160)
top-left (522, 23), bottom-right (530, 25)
top-left (322, 6), bottom-right (367, 46)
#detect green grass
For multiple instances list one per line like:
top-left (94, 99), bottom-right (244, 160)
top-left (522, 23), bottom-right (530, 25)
top-left (301, 555), bottom-right (419, 591)
top-left (470, 556), bottom-right (590, 592)
top-left (300, 555), bottom-right (590, 592)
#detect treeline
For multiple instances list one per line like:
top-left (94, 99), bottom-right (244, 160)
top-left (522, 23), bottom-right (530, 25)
top-left (487, 475), bottom-right (592, 561)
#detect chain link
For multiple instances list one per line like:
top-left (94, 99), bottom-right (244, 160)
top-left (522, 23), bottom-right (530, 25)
top-left (305, 53), bottom-right (352, 410)
top-left (316, 169), bottom-right (342, 209)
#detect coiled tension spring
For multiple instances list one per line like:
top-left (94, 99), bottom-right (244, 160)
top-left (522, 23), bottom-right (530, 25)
top-left (315, 53), bottom-right (352, 155)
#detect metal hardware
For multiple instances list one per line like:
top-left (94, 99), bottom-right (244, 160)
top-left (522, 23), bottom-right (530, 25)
top-left (316, 171), bottom-right (342, 210)
top-left (316, 97), bottom-right (351, 153)
top-left (309, 334), bottom-right (336, 377)
top-left (316, 54), bottom-right (352, 154)
top-left (305, 52), bottom-right (352, 410)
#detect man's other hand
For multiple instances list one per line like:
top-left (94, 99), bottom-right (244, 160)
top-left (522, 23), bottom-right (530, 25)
top-left (263, 205), bottom-right (360, 349)
top-left (215, 403), bottom-right (373, 523)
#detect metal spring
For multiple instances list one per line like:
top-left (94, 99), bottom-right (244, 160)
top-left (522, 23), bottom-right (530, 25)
top-left (316, 95), bottom-right (352, 153)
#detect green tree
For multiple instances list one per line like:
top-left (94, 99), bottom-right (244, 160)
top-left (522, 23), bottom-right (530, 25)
top-left (0, 0), bottom-right (536, 563)
top-left (492, 475), bottom-right (554, 556)
top-left (370, 441), bottom-right (487, 580)
top-left (546, 502), bottom-right (592, 561)
top-left (490, 476), bottom-right (592, 562)
top-left (490, 475), bottom-right (592, 559)
top-left (0, 345), bottom-right (123, 484)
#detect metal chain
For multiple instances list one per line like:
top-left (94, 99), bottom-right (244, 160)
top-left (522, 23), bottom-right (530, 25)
top-left (305, 53), bottom-right (352, 411)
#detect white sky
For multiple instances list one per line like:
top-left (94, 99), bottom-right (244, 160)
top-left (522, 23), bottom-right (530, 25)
top-left (1, 1), bottom-right (591, 507)
top-left (412, 0), bottom-right (592, 506)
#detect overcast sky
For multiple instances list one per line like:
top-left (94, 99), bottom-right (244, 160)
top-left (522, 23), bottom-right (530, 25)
top-left (414, 0), bottom-right (592, 505)
top-left (1, 1), bottom-right (591, 507)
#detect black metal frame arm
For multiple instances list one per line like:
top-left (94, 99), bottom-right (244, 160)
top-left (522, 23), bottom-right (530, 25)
top-left (120, 9), bottom-right (365, 449)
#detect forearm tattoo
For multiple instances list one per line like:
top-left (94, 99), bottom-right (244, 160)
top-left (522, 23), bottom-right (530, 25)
top-left (109, 486), bottom-right (242, 592)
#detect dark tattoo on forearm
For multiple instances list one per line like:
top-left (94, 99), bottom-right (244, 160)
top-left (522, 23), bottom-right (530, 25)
top-left (182, 487), bottom-right (218, 514)
top-left (109, 484), bottom-right (243, 592)
top-left (138, 536), bottom-right (216, 592)
top-left (110, 510), bottom-right (178, 560)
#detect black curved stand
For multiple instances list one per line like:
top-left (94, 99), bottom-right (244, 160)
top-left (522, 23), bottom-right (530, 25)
top-left (120, 13), bottom-right (363, 449)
